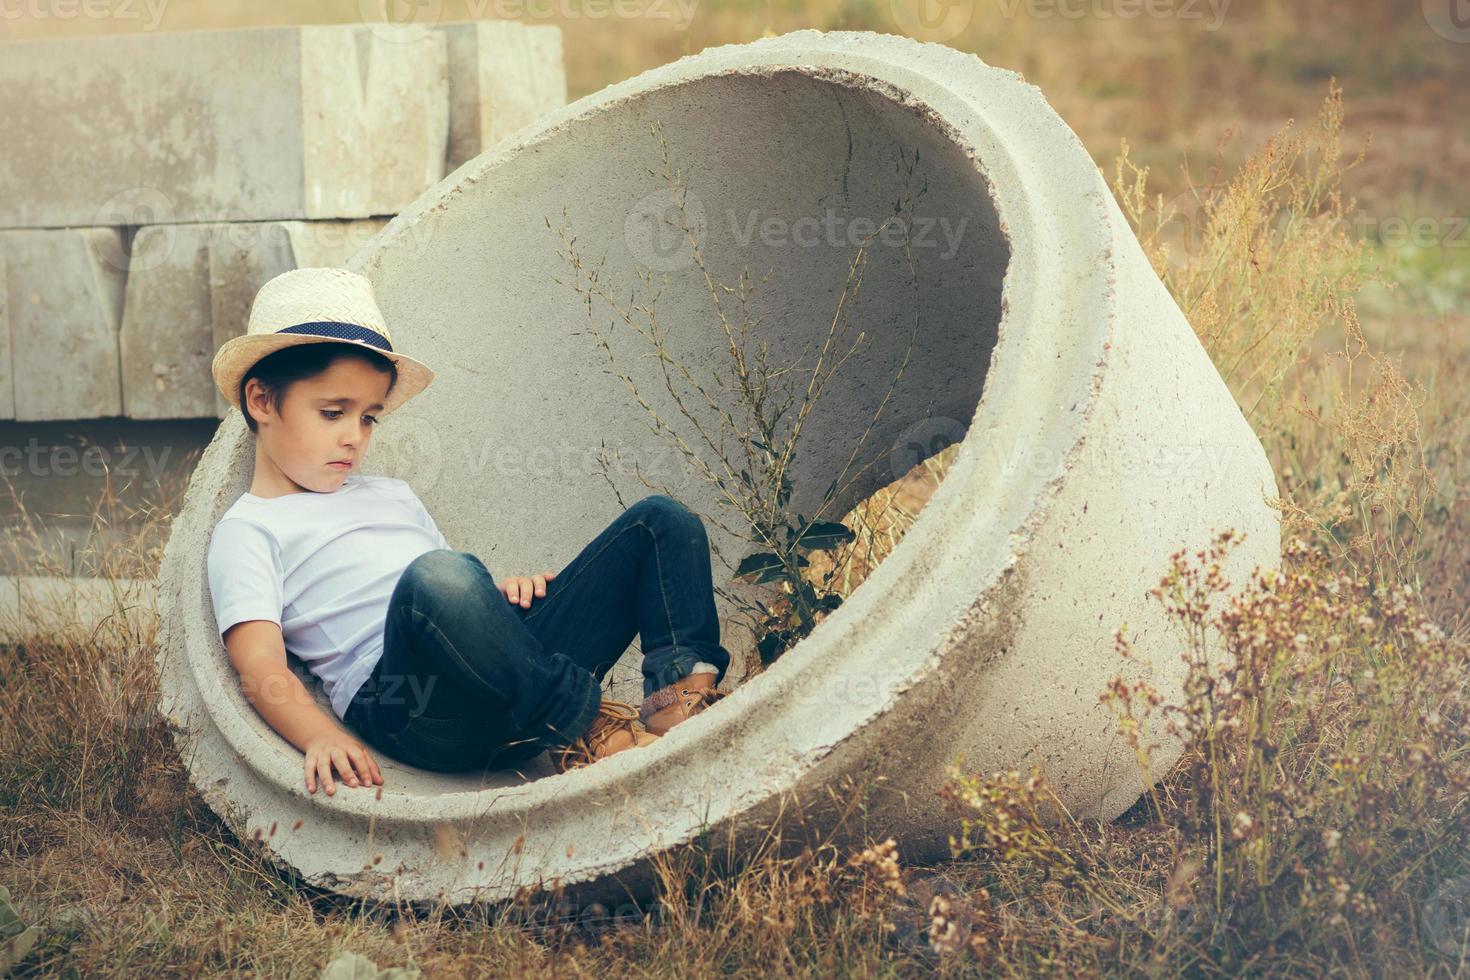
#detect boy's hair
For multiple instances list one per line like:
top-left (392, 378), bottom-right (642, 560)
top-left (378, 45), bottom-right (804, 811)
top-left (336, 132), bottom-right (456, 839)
top-left (238, 342), bottom-right (398, 434)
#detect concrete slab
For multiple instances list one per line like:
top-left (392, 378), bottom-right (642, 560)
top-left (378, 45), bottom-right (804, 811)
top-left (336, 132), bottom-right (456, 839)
top-left (0, 229), bottom-right (126, 421)
top-left (118, 219), bottom-right (390, 419)
top-left (0, 26), bottom-right (447, 227)
top-left (0, 219), bottom-right (388, 422)
top-left (441, 21), bottom-right (568, 173)
top-left (0, 250), bottom-right (11, 421)
top-left (119, 225), bottom-right (213, 421)
top-left (155, 30), bottom-right (1280, 906)
top-left (0, 575), bottom-right (156, 648)
top-left (0, 579), bottom-right (18, 641)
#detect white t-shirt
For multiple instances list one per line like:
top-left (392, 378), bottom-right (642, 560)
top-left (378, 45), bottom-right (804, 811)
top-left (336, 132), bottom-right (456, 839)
top-left (206, 473), bottom-right (451, 720)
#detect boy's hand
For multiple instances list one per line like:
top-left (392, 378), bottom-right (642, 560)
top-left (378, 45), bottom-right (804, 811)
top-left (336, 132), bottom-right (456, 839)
top-left (502, 570), bottom-right (556, 608)
top-left (303, 732), bottom-right (384, 796)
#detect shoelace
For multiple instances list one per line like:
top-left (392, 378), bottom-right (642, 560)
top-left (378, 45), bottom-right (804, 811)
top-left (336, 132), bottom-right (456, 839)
top-left (553, 700), bottom-right (642, 773)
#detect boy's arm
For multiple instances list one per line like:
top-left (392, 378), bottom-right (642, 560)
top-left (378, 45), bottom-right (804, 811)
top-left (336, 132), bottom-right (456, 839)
top-left (223, 620), bottom-right (339, 748)
top-left (222, 620), bottom-right (383, 793)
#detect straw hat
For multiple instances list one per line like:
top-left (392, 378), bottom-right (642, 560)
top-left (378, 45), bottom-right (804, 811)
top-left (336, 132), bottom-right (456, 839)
top-left (211, 267), bottom-right (435, 417)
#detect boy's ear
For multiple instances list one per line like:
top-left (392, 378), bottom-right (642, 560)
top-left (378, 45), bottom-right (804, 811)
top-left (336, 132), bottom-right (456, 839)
top-left (243, 378), bottom-right (273, 425)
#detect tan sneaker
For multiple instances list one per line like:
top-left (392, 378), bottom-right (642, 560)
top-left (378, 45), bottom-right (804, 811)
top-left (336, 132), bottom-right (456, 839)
top-left (639, 672), bottom-right (728, 737)
top-left (552, 700), bottom-right (659, 773)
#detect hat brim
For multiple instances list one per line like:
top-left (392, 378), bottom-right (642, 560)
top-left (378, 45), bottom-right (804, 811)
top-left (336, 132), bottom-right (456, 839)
top-left (212, 333), bottom-right (435, 418)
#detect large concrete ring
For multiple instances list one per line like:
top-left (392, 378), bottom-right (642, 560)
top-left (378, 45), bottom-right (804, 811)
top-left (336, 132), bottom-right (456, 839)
top-left (156, 30), bottom-right (1279, 905)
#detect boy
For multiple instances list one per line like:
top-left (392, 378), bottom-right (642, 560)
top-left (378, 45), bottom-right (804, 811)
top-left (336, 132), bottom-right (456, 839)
top-left (206, 267), bottom-right (730, 796)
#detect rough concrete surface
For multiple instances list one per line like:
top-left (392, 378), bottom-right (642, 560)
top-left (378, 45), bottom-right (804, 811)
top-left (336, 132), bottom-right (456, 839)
top-left (0, 219), bottom-right (387, 421)
top-left (118, 218), bottom-right (390, 419)
top-left (0, 25), bottom-right (447, 227)
top-left (0, 228), bottom-right (126, 421)
top-left (441, 20), bottom-right (568, 174)
top-left (0, 249), bottom-right (10, 420)
top-left (156, 30), bottom-right (1280, 906)
top-left (1, 20), bottom-right (570, 422)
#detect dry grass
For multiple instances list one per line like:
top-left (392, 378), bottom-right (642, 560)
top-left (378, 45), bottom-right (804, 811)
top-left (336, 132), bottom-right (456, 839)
top-left (923, 79), bottom-right (1470, 977)
top-left (4, 3), bottom-right (1470, 976)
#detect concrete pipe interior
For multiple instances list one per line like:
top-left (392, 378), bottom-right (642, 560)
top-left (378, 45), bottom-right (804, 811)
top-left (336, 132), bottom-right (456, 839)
top-left (212, 67), bottom-right (1006, 797)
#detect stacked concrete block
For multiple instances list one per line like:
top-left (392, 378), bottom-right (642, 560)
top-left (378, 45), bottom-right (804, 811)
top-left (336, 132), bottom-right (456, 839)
top-left (0, 251), bottom-right (10, 420)
top-left (0, 20), bottom-right (568, 423)
top-left (442, 20), bottom-right (568, 173)
top-left (0, 25), bottom-right (449, 226)
top-left (119, 219), bottom-right (389, 419)
top-left (1, 575), bottom-right (156, 647)
top-left (0, 218), bottom-right (387, 422)
top-left (0, 229), bottom-right (128, 422)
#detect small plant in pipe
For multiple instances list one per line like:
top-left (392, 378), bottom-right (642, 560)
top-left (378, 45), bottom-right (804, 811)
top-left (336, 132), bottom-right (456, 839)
top-left (548, 119), bottom-right (929, 667)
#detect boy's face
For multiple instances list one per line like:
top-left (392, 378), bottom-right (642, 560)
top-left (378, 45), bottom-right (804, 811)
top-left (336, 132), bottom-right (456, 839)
top-left (248, 354), bottom-right (393, 494)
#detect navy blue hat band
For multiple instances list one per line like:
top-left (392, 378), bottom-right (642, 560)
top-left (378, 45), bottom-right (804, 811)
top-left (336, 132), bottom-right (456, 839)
top-left (278, 321), bottom-right (394, 353)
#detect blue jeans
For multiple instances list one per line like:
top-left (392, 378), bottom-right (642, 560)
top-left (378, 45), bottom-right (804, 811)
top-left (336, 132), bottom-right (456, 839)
top-left (341, 494), bottom-right (732, 772)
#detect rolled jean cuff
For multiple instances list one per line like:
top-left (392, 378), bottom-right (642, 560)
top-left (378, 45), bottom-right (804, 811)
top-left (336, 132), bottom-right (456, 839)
top-left (642, 643), bottom-right (731, 698)
top-left (532, 661), bottom-right (603, 751)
